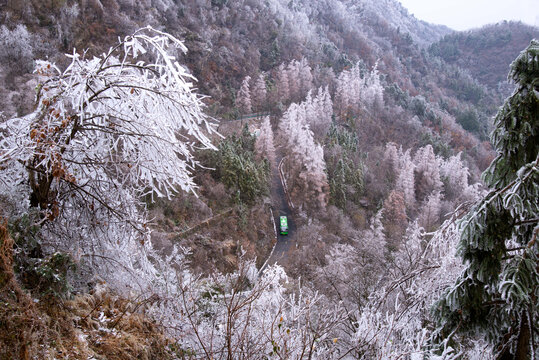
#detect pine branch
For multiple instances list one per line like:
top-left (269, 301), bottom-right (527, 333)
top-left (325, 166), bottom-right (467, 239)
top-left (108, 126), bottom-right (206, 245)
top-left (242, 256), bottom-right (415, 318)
top-left (514, 218), bottom-right (539, 226)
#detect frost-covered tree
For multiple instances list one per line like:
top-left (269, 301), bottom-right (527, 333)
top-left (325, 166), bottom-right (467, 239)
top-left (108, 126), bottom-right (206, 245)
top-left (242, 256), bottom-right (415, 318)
top-left (413, 145), bottom-right (443, 202)
top-left (0, 24), bottom-right (35, 78)
top-left (275, 58), bottom-right (314, 103)
top-left (335, 62), bottom-right (384, 116)
top-left (335, 69), bottom-right (352, 115)
top-left (383, 190), bottom-right (408, 243)
top-left (236, 75), bottom-right (252, 114)
top-left (276, 63), bottom-right (290, 102)
top-left (287, 60), bottom-right (301, 101)
top-left (0, 27), bottom-right (217, 291)
top-left (321, 85), bottom-right (334, 119)
top-left (306, 86), bottom-right (333, 138)
top-left (418, 190), bottom-right (443, 230)
top-left (433, 40), bottom-right (539, 359)
top-left (278, 102), bottom-right (307, 148)
top-left (384, 142), bottom-right (401, 178)
top-left (57, 3), bottom-right (80, 50)
top-left (396, 149), bottom-right (416, 209)
top-left (362, 61), bottom-right (384, 110)
top-left (298, 57), bottom-right (314, 95)
top-left (146, 251), bottom-right (351, 359)
top-left (298, 139), bottom-right (328, 209)
top-left (251, 73), bottom-right (267, 111)
top-left (366, 209), bottom-right (387, 254)
top-left (318, 210), bottom-right (387, 312)
top-left (279, 102), bottom-right (328, 210)
top-left (348, 207), bottom-right (497, 358)
top-left (254, 116), bottom-right (276, 166)
top-left (438, 152), bottom-right (480, 203)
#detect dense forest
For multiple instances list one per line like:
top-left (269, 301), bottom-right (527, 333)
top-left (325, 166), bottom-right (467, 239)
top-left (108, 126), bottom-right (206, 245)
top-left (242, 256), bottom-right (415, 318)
top-left (0, 0), bottom-right (537, 359)
top-left (429, 21), bottom-right (539, 92)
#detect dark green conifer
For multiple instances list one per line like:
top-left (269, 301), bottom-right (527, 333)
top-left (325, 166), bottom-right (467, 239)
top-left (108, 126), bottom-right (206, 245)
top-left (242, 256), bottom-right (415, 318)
top-left (433, 40), bottom-right (538, 359)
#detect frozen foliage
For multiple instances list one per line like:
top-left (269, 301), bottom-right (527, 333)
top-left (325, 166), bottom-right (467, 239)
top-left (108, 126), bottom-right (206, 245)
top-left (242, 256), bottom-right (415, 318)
top-left (354, 0), bottom-right (450, 47)
top-left (275, 63), bottom-right (290, 103)
top-left (417, 190), bottom-right (443, 230)
top-left (336, 62), bottom-right (384, 115)
top-left (236, 75), bottom-right (253, 114)
top-left (56, 4), bottom-right (80, 48)
top-left (387, 142), bottom-right (480, 219)
top-left (275, 58), bottom-right (314, 104)
top-left (305, 86), bottom-right (333, 138)
top-left (352, 213), bottom-right (492, 358)
top-left (286, 61), bottom-right (301, 102)
top-left (433, 40), bottom-right (539, 359)
top-left (279, 101), bottom-right (329, 209)
top-left (318, 211), bottom-right (387, 309)
top-left (317, 209), bottom-right (494, 357)
top-left (0, 27), bottom-right (217, 292)
top-left (0, 24), bottom-right (35, 75)
top-left (255, 116), bottom-right (276, 166)
top-left (395, 149), bottom-right (416, 209)
top-left (251, 73), bottom-right (267, 111)
top-left (145, 253), bottom-right (350, 359)
top-left (413, 144), bottom-right (442, 200)
top-left (438, 152), bottom-right (480, 202)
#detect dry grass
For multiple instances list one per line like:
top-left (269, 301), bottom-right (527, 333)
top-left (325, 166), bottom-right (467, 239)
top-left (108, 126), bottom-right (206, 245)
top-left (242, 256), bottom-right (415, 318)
top-left (0, 222), bottom-right (180, 359)
top-left (0, 221), bottom-right (48, 360)
top-left (65, 289), bottom-right (174, 360)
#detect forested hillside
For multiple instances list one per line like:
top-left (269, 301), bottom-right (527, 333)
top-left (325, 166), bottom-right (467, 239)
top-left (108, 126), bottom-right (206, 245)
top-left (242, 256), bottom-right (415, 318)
top-left (429, 21), bottom-right (539, 95)
top-left (0, 0), bottom-right (537, 359)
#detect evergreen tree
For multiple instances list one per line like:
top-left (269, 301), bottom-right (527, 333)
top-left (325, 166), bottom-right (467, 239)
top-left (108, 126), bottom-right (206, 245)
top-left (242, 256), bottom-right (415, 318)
top-left (211, 125), bottom-right (268, 205)
top-left (433, 40), bottom-right (539, 359)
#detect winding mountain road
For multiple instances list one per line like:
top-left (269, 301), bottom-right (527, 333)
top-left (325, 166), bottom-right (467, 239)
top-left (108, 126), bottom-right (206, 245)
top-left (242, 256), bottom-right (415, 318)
top-left (223, 113), bottom-right (296, 270)
top-left (262, 155), bottom-right (296, 269)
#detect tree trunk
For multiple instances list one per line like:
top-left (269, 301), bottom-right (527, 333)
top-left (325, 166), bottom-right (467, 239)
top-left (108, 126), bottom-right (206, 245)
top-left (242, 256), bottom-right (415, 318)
top-left (514, 310), bottom-right (530, 360)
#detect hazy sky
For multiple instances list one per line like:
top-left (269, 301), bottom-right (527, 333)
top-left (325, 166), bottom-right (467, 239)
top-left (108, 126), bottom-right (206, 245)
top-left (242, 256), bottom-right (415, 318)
top-left (398, 0), bottom-right (539, 31)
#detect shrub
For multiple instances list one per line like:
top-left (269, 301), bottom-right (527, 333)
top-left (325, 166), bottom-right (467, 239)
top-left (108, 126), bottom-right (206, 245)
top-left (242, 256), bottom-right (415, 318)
top-left (0, 221), bottom-right (48, 359)
top-left (9, 212), bottom-right (75, 300)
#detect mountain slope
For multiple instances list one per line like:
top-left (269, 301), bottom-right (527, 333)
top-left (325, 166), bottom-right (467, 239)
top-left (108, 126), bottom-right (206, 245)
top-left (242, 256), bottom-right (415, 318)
top-left (429, 21), bottom-right (539, 92)
top-left (2, 1), bottom-right (538, 358)
top-left (0, 0), bottom-right (456, 114)
top-left (352, 0), bottom-right (451, 46)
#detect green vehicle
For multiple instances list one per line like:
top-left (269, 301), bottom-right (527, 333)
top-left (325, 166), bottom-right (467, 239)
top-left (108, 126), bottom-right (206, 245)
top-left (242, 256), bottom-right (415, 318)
top-left (279, 216), bottom-right (288, 235)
